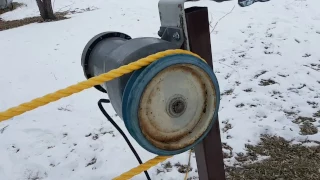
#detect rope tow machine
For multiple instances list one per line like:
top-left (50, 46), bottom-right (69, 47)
top-left (0, 0), bottom-right (272, 179)
top-left (81, 0), bottom-right (220, 156)
top-left (81, 0), bottom-right (271, 179)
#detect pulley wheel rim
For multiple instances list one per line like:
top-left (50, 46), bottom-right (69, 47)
top-left (122, 54), bottom-right (220, 155)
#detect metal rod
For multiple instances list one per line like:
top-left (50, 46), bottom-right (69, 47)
top-left (185, 6), bottom-right (226, 180)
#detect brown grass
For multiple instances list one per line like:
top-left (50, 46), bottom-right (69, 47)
top-left (0, 6), bottom-right (98, 31)
top-left (225, 135), bottom-right (320, 180)
top-left (0, 12), bottom-right (68, 31)
top-left (292, 116), bottom-right (318, 135)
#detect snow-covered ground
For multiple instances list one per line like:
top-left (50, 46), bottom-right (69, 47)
top-left (1, 0), bottom-right (320, 179)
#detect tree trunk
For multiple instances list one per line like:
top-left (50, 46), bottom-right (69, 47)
top-left (43, 0), bottom-right (55, 19)
top-left (36, 0), bottom-right (56, 20)
top-left (0, 0), bottom-right (13, 9)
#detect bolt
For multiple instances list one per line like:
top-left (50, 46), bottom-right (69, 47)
top-left (167, 95), bottom-right (187, 118)
top-left (173, 32), bottom-right (180, 40)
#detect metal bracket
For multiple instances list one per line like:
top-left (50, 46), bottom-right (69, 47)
top-left (158, 0), bottom-right (190, 49)
top-left (158, 27), bottom-right (184, 48)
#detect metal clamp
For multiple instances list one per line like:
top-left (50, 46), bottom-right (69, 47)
top-left (158, 0), bottom-right (190, 49)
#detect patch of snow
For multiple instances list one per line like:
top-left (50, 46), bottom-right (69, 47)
top-left (302, 142), bottom-right (319, 147)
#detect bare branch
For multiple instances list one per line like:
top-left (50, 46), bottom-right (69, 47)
top-left (210, 5), bottom-right (235, 34)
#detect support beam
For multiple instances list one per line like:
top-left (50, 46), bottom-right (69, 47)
top-left (185, 6), bottom-right (226, 180)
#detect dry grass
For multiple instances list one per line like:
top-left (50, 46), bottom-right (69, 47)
top-left (292, 116), bottom-right (318, 135)
top-left (0, 6), bottom-right (98, 31)
top-left (226, 135), bottom-right (320, 180)
top-left (1, 3), bottom-right (64, 31)
top-left (0, 12), bottom-right (68, 31)
top-left (259, 79), bottom-right (277, 86)
top-left (314, 110), bottom-right (320, 118)
top-left (300, 121), bottom-right (318, 135)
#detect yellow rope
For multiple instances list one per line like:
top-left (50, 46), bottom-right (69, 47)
top-left (114, 149), bottom-right (193, 180)
top-left (0, 49), bottom-right (204, 122)
top-left (113, 155), bottom-right (172, 180)
top-left (0, 49), bottom-right (206, 180)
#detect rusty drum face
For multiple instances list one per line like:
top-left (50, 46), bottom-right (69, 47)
top-left (139, 64), bottom-right (216, 150)
top-left (123, 54), bottom-right (220, 155)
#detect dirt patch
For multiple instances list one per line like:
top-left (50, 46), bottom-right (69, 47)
top-left (0, 6), bottom-right (98, 31)
top-left (302, 53), bottom-right (312, 58)
top-left (0, 2), bottom-right (25, 15)
top-left (86, 157), bottom-right (97, 167)
top-left (222, 121), bottom-right (233, 132)
top-left (69, 7), bottom-right (98, 14)
top-left (293, 116), bottom-right (316, 124)
top-left (157, 161), bottom-right (173, 174)
top-left (0, 12), bottom-right (68, 31)
top-left (222, 143), bottom-right (233, 158)
top-left (259, 79), bottom-right (277, 86)
top-left (299, 121), bottom-right (318, 135)
top-left (284, 110), bottom-right (298, 117)
top-left (314, 110), bottom-right (320, 117)
top-left (304, 63), bottom-right (320, 72)
top-left (235, 103), bottom-right (245, 108)
top-left (271, 90), bottom-right (283, 99)
top-left (226, 135), bottom-right (320, 180)
top-left (222, 89), bottom-right (234, 96)
top-left (243, 88), bottom-right (253, 92)
top-left (307, 101), bottom-right (318, 108)
top-left (174, 162), bottom-right (192, 173)
top-left (163, 161), bottom-right (173, 170)
top-left (254, 70), bottom-right (267, 79)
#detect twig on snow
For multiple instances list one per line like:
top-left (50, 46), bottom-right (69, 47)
top-left (210, 5), bottom-right (236, 34)
top-left (0, 125), bottom-right (9, 134)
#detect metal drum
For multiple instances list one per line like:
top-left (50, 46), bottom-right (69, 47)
top-left (81, 31), bottom-right (220, 155)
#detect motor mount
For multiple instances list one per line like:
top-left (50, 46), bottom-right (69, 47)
top-left (81, 31), bottom-right (220, 155)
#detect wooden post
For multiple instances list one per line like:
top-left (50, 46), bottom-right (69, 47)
top-left (185, 7), bottom-right (226, 180)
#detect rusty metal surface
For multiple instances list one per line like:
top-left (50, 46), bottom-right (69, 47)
top-left (185, 6), bottom-right (226, 180)
top-left (138, 64), bottom-right (216, 151)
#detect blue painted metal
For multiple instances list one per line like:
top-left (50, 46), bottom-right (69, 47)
top-left (122, 54), bottom-right (220, 155)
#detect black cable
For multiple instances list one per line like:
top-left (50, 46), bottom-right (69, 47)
top-left (97, 99), bottom-right (151, 180)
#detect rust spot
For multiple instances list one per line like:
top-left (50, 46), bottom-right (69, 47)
top-left (203, 107), bottom-right (207, 113)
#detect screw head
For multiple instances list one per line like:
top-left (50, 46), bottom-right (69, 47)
top-left (172, 32), bottom-right (180, 40)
